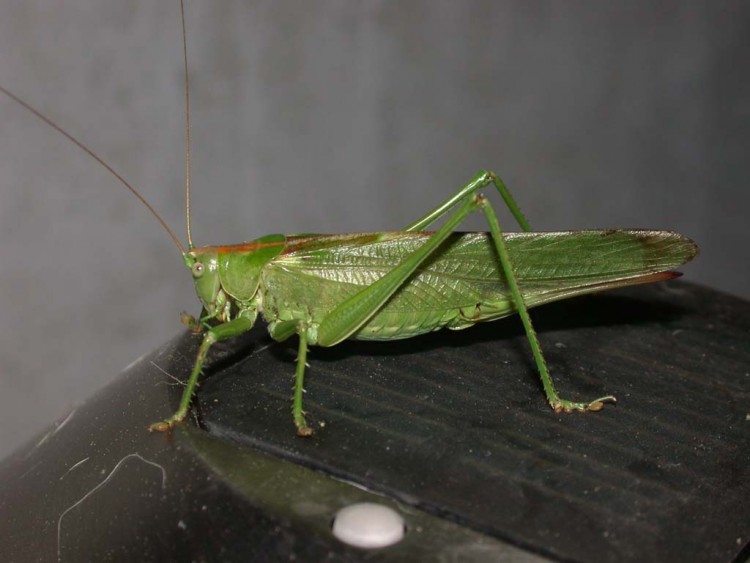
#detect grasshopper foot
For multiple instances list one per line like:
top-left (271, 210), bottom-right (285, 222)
top-left (148, 412), bottom-right (187, 432)
top-left (297, 425), bottom-right (314, 437)
top-left (148, 421), bottom-right (173, 432)
top-left (294, 412), bottom-right (314, 437)
top-left (180, 312), bottom-right (204, 334)
top-left (551, 395), bottom-right (617, 413)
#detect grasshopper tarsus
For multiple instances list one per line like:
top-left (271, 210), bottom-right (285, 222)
top-left (552, 395), bottom-right (617, 414)
top-left (148, 415), bottom-right (185, 433)
top-left (296, 426), bottom-right (314, 438)
top-left (180, 312), bottom-right (204, 334)
top-left (592, 395), bottom-right (618, 410)
top-left (294, 408), bottom-right (314, 437)
top-left (147, 421), bottom-right (173, 433)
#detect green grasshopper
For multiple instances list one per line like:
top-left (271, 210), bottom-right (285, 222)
top-left (159, 174), bottom-right (696, 436)
top-left (0, 6), bottom-right (697, 437)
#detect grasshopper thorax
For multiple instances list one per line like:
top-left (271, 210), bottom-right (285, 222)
top-left (184, 236), bottom-right (287, 324)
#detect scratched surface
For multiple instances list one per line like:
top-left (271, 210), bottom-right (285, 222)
top-left (0, 281), bottom-right (748, 561)
top-left (0, 335), bottom-right (374, 561)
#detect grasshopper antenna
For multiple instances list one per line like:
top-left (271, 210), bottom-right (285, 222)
top-left (0, 84), bottom-right (187, 255)
top-left (180, 0), bottom-right (194, 251)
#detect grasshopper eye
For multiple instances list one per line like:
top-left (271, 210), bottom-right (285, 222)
top-left (192, 262), bottom-right (205, 278)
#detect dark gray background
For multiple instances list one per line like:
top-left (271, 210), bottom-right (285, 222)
top-left (0, 1), bottom-right (747, 460)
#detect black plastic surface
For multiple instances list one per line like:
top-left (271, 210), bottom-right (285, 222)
top-left (1, 281), bottom-right (748, 562)
top-left (201, 281), bottom-right (750, 562)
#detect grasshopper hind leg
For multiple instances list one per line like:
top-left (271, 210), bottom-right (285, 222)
top-left (475, 185), bottom-right (617, 414)
top-left (315, 171), bottom-right (617, 416)
top-left (400, 169), bottom-right (618, 413)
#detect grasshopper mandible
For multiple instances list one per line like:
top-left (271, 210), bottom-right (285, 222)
top-left (0, 3), bottom-right (697, 437)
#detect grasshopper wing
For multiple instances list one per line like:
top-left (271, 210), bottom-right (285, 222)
top-left (262, 230), bottom-right (697, 340)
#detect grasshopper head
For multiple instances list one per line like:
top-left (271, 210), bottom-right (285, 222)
top-left (184, 248), bottom-right (226, 319)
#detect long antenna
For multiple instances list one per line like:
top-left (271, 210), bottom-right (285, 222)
top-left (0, 85), bottom-right (186, 255)
top-left (181, 0), bottom-right (194, 250)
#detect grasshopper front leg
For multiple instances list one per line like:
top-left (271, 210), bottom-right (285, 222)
top-left (149, 316), bottom-right (254, 432)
